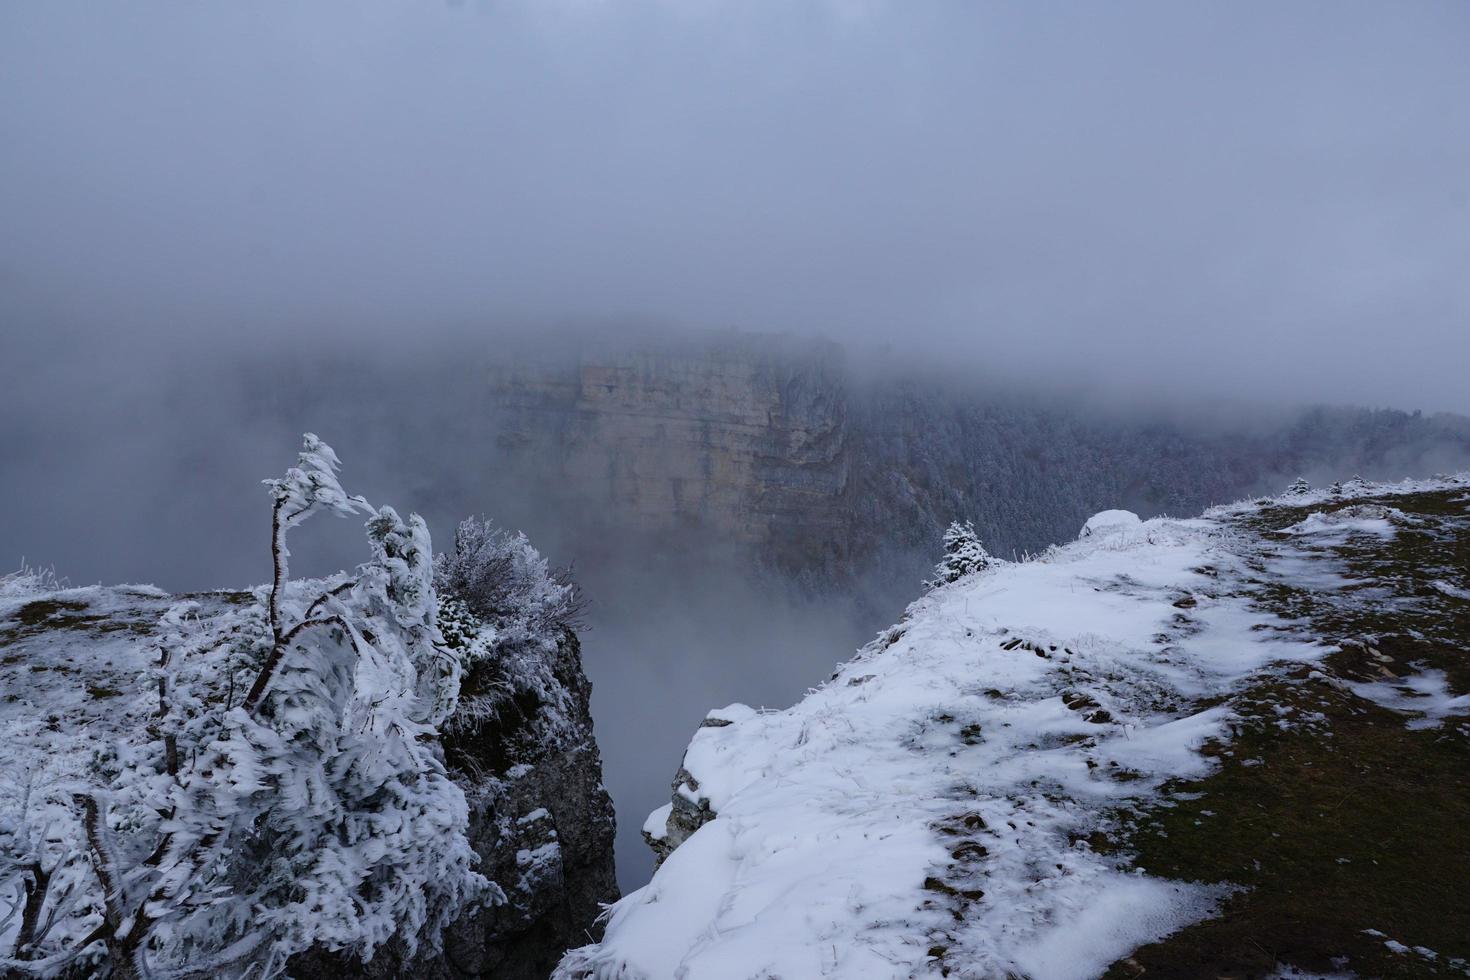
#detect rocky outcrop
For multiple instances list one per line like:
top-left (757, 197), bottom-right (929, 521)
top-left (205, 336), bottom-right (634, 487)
top-left (559, 477), bottom-right (1470, 979)
top-left (640, 715), bottom-right (738, 869)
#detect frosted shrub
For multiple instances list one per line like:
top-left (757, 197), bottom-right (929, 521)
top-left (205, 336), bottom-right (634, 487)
top-left (0, 562), bottom-right (65, 600)
top-left (1, 435), bottom-right (495, 978)
top-left (433, 519), bottom-right (582, 736)
top-left (434, 518), bottom-right (581, 643)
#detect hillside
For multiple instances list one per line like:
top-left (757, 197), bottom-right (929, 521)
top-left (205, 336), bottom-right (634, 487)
top-left (558, 476), bottom-right (1470, 979)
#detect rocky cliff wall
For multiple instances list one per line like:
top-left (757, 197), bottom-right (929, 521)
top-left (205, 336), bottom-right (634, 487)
top-left (487, 335), bottom-right (851, 572)
top-left (481, 334), bottom-right (1470, 587)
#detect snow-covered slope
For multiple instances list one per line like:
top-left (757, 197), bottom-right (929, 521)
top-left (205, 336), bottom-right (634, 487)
top-left (558, 476), bottom-right (1470, 980)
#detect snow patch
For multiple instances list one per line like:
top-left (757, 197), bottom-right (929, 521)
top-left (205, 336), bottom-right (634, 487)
top-left (1431, 579), bottom-right (1470, 600)
top-left (1348, 669), bottom-right (1470, 729)
top-left (1080, 509), bottom-right (1143, 539)
top-left (1011, 874), bottom-right (1230, 980)
top-left (642, 803), bottom-right (673, 841)
top-left (1283, 505), bottom-right (1401, 541)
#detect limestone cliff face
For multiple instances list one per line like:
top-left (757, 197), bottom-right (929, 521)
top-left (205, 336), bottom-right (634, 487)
top-left (488, 335), bottom-right (851, 571)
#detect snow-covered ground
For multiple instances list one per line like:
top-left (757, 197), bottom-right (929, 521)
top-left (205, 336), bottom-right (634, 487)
top-left (0, 578), bottom-right (221, 958)
top-left (558, 477), bottom-right (1469, 980)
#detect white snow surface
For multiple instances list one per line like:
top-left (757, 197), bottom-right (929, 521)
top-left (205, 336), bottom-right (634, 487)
top-left (1281, 504), bottom-right (1403, 541)
top-left (1431, 579), bottom-right (1470, 601)
top-left (558, 509), bottom-right (1333, 980)
top-left (642, 803), bottom-right (674, 841)
top-left (1079, 509), bottom-right (1143, 538)
top-left (1348, 669), bottom-right (1470, 730)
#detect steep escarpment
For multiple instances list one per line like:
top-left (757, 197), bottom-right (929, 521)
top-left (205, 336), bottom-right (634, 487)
top-left (559, 476), bottom-right (1470, 979)
top-left (190, 334), bottom-right (1470, 594)
top-left (487, 334), bottom-right (851, 572)
top-left (476, 333), bottom-right (1470, 586)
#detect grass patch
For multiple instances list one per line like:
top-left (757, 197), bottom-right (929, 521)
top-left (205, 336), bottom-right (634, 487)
top-left (1103, 489), bottom-right (1470, 978)
top-left (5, 597), bottom-right (157, 640)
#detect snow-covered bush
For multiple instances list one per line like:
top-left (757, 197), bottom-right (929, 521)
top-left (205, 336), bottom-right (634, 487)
top-left (434, 518), bottom-right (582, 643)
top-left (1, 435), bottom-right (495, 978)
top-left (927, 520), bottom-right (997, 588)
top-left (0, 563), bottom-right (66, 601)
top-left (1286, 477), bottom-right (1311, 495)
top-left (433, 519), bottom-right (582, 737)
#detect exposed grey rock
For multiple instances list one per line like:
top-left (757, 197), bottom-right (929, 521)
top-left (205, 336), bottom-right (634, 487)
top-left (643, 767), bottom-right (716, 869)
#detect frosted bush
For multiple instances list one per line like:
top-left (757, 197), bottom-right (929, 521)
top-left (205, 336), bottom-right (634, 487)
top-left (434, 518), bottom-right (581, 644)
top-left (1, 435), bottom-right (495, 978)
top-left (0, 563), bottom-right (66, 600)
top-left (433, 519), bottom-right (583, 736)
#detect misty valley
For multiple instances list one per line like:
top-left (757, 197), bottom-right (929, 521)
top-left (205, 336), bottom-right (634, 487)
top-left (5, 334), bottom-right (1470, 978)
top-left (4, 2), bottom-right (1470, 978)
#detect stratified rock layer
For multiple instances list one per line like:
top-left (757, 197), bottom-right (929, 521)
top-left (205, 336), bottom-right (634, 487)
top-left (488, 334), bottom-right (851, 572)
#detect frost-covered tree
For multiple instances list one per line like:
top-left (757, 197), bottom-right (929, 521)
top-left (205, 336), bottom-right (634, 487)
top-left (1, 435), bottom-right (495, 978)
top-left (433, 518), bottom-right (583, 736)
top-left (1286, 477), bottom-right (1311, 495)
top-left (927, 520), bottom-right (996, 588)
top-left (435, 518), bottom-right (582, 639)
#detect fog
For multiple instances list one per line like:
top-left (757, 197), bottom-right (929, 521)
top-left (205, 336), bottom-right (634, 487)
top-left (3, 1), bottom-right (1469, 888)
top-left (4, 1), bottom-right (1469, 409)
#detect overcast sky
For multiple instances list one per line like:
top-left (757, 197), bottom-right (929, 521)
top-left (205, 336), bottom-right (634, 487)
top-left (2, 0), bottom-right (1467, 410)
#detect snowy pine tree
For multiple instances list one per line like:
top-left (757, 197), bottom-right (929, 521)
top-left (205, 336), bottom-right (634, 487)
top-left (1286, 477), bottom-right (1311, 495)
top-left (928, 520), bottom-right (996, 588)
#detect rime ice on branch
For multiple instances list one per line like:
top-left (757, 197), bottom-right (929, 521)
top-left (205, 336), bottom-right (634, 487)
top-left (1, 434), bottom-right (496, 979)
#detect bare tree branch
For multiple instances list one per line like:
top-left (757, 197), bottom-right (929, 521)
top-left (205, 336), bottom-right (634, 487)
top-left (74, 793), bottom-right (150, 980)
top-left (268, 498), bottom-right (286, 644)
